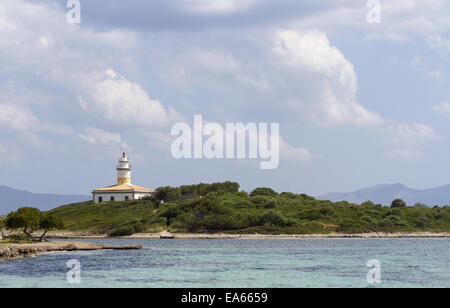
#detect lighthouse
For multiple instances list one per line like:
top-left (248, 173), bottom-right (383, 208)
top-left (117, 152), bottom-right (132, 185)
top-left (92, 153), bottom-right (154, 204)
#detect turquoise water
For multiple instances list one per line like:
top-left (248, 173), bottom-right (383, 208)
top-left (0, 238), bottom-right (448, 288)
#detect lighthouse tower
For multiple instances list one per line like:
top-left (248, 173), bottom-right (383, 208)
top-left (117, 152), bottom-right (132, 185)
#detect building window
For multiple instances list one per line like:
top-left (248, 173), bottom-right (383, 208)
top-left (110, 196), bottom-right (115, 202)
top-left (125, 196), bottom-right (129, 201)
top-left (98, 197), bottom-right (103, 203)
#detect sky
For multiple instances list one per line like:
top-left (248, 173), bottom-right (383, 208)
top-left (0, 0), bottom-right (450, 196)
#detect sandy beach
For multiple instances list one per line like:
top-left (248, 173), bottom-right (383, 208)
top-left (45, 231), bottom-right (450, 239)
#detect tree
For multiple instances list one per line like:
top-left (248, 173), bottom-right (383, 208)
top-left (152, 186), bottom-right (182, 202)
top-left (38, 216), bottom-right (64, 241)
top-left (361, 200), bottom-right (376, 207)
top-left (250, 187), bottom-right (278, 197)
top-left (5, 207), bottom-right (64, 241)
top-left (0, 218), bottom-right (6, 239)
top-left (5, 207), bottom-right (41, 239)
top-left (391, 199), bottom-right (406, 208)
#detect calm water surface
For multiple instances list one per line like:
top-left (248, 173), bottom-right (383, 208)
top-left (0, 238), bottom-right (448, 287)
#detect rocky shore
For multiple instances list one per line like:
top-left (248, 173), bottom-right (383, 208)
top-left (45, 231), bottom-right (450, 239)
top-left (0, 241), bottom-right (142, 261)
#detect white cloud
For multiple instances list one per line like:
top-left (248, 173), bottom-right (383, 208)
top-left (284, 0), bottom-right (450, 56)
top-left (386, 148), bottom-right (423, 160)
top-left (195, 50), bottom-right (241, 73)
top-left (78, 127), bottom-right (129, 150)
top-left (426, 34), bottom-right (450, 54)
top-left (80, 69), bottom-right (181, 127)
top-left (182, 0), bottom-right (256, 14)
top-left (235, 74), bottom-right (272, 91)
top-left (410, 55), bottom-right (444, 82)
top-left (385, 122), bottom-right (440, 146)
top-left (0, 103), bottom-right (39, 132)
top-left (41, 123), bottom-right (73, 135)
top-left (273, 30), bottom-right (383, 126)
top-left (280, 138), bottom-right (313, 162)
top-left (0, 0), bottom-right (137, 59)
top-left (153, 27), bottom-right (439, 160)
top-left (383, 122), bottom-right (440, 159)
top-left (433, 101), bottom-right (450, 117)
top-left (0, 100), bottom-right (72, 136)
top-left (0, 81), bottom-right (52, 107)
top-left (274, 30), bottom-right (357, 83)
top-left (426, 70), bottom-right (444, 81)
top-left (0, 0), bottom-right (444, 169)
top-left (145, 131), bottom-right (176, 152)
top-left (0, 102), bottom-right (72, 152)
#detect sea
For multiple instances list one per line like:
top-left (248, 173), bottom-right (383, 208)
top-left (0, 238), bottom-right (448, 288)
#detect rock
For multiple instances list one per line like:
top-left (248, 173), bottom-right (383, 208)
top-left (0, 241), bottom-right (143, 261)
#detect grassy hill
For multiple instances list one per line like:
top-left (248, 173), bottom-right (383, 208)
top-left (46, 201), bottom-right (166, 234)
top-left (45, 182), bottom-right (450, 236)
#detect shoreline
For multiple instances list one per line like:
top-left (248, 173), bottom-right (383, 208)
top-left (0, 241), bottom-right (142, 261)
top-left (1, 232), bottom-right (448, 261)
top-left (45, 231), bottom-right (450, 239)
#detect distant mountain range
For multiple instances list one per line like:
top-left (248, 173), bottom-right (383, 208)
top-left (318, 183), bottom-right (450, 206)
top-left (0, 185), bottom-right (90, 214)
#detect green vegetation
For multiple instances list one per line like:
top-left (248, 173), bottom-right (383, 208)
top-left (46, 200), bottom-right (167, 235)
top-left (43, 182), bottom-right (450, 236)
top-left (391, 199), bottom-right (407, 208)
top-left (0, 218), bottom-right (5, 239)
top-left (4, 207), bottom-right (63, 241)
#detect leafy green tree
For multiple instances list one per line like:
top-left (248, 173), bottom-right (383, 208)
top-left (190, 181), bottom-right (240, 196)
top-left (360, 201), bottom-right (375, 207)
top-left (280, 192), bottom-right (297, 199)
top-left (391, 199), bottom-right (406, 208)
top-left (152, 186), bottom-right (182, 202)
top-left (250, 187), bottom-right (278, 197)
top-left (5, 207), bottom-right (64, 241)
top-left (5, 207), bottom-right (41, 239)
top-left (38, 216), bottom-right (64, 241)
top-left (0, 218), bottom-right (6, 239)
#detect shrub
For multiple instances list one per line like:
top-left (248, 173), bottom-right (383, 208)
top-left (250, 195), bottom-right (279, 208)
top-left (108, 219), bottom-right (145, 236)
top-left (280, 192), bottom-right (297, 199)
top-left (172, 213), bottom-right (200, 232)
top-left (391, 199), bottom-right (406, 208)
top-left (108, 226), bottom-right (136, 236)
top-left (152, 186), bottom-right (182, 202)
top-left (261, 211), bottom-right (288, 227)
top-left (179, 182), bottom-right (240, 196)
top-left (379, 219), bottom-right (394, 228)
top-left (361, 201), bottom-right (376, 207)
top-left (414, 215), bottom-right (428, 228)
top-left (250, 187), bottom-right (278, 197)
top-left (203, 214), bottom-right (243, 230)
top-left (6, 234), bottom-right (28, 242)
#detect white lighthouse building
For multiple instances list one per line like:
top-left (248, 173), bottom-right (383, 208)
top-left (92, 153), bottom-right (154, 203)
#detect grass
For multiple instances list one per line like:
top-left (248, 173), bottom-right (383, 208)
top-left (45, 200), bottom-right (165, 234)
top-left (0, 240), bottom-right (35, 245)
